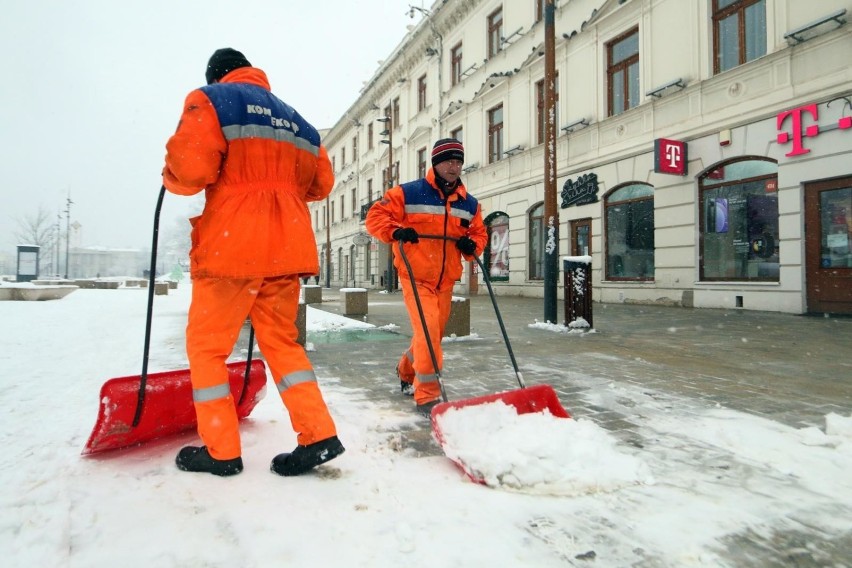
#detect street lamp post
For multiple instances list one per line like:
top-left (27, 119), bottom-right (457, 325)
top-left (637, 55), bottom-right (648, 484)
top-left (64, 195), bottom-right (73, 279)
top-left (377, 115), bottom-right (394, 293)
top-left (542, 0), bottom-right (559, 323)
top-left (325, 196), bottom-right (331, 288)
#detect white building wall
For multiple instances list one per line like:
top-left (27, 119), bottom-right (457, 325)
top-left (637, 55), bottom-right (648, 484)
top-left (312, 0), bottom-right (852, 313)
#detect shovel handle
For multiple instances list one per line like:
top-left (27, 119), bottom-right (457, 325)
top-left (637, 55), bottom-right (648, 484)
top-left (396, 241), bottom-right (448, 403)
top-left (417, 234), bottom-right (525, 389)
top-left (133, 186), bottom-right (166, 427)
top-left (134, 186), bottom-right (256, 427)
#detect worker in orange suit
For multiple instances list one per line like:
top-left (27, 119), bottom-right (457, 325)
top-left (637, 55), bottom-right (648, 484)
top-left (366, 139), bottom-right (487, 415)
top-left (162, 48), bottom-right (344, 476)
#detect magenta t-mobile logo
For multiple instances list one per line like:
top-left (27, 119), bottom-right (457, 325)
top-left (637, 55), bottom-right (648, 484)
top-left (776, 104), bottom-right (819, 157)
top-left (777, 102), bottom-right (852, 157)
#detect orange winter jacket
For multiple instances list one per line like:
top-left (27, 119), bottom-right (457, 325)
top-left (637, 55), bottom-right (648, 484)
top-left (366, 169), bottom-right (487, 287)
top-left (163, 67), bottom-right (333, 278)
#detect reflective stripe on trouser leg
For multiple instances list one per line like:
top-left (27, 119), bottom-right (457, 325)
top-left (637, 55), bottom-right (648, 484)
top-left (400, 278), bottom-right (443, 405)
top-left (397, 347), bottom-right (415, 382)
top-left (249, 275), bottom-right (337, 446)
top-left (187, 277), bottom-right (260, 460)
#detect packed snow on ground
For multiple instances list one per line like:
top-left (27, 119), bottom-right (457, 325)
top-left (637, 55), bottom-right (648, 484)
top-left (1, 278), bottom-right (851, 567)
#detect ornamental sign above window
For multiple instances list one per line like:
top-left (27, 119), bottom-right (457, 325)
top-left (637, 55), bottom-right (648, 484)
top-left (777, 101), bottom-right (852, 157)
top-left (561, 173), bottom-right (600, 208)
top-left (654, 138), bottom-right (688, 176)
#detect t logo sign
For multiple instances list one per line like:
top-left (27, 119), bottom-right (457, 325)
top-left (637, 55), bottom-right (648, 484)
top-left (654, 138), bottom-right (688, 175)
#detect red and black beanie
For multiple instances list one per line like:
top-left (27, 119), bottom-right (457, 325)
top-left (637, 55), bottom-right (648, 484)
top-left (431, 138), bottom-right (464, 167)
top-left (206, 48), bottom-right (251, 85)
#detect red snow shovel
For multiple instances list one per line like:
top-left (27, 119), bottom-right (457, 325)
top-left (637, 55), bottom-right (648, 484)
top-left (82, 187), bottom-right (267, 455)
top-left (397, 236), bottom-right (570, 483)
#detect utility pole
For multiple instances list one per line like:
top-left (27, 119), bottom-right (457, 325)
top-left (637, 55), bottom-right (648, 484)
top-left (378, 115), bottom-right (394, 293)
top-left (543, 0), bottom-right (559, 323)
top-left (55, 211), bottom-right (61, 277)
top-left (325, 197), bottom-right (331, 288)
top-left (64, 194), bottom-right (73, 279)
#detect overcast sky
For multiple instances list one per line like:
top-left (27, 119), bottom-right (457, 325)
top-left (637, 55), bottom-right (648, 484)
top-left (1, 0), bottom-right (419, 252)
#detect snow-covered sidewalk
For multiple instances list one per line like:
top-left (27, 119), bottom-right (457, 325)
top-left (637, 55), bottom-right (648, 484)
top-left (1, 279), bottom-right (850, 567)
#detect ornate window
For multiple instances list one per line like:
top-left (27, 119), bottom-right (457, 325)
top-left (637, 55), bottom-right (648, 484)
top-left (713, 0), bottom-right (766, 74)
top-left (605, 183), bottom-right (655, 280)
top-left (417, 75), bottom-right (427, 111)
top-left (488, 104), bottom-right (504, 164)
top-left (607, 27), bottom-right (639, 116)
top-left (451, 42), bottom-right (463, 86)
top-left (487, 8), bottom-right (503, 59)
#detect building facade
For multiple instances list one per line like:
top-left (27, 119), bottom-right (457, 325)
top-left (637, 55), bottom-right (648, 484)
top-left (311, 0), bottom-right (852, 315)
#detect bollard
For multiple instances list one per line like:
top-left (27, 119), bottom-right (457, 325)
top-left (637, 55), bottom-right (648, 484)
top-left (302, 285), bottom-right (322, 304)
top-left (563, 256), bottom-right (592, 329)
top-left (444, 296), bottom-right (470, 337)
top-left (296, 301), bottom-right (306, 346)
top-left (341, 288), bottom-right (368, 316)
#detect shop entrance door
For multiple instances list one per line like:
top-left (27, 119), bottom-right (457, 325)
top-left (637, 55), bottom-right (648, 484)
top-left (805, 177), bottom-right (852, 314)
top-left (571, 218), bottom-right (591, 256)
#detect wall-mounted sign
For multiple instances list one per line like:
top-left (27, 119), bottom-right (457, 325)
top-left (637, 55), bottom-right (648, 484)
top-left (352, 232), bottom-right (372, 245)
top-left (654, 138), bottom-right (688, 175)
top-left (777, 101), bottom-right (852, 157)
top-left (560, 173), bottom-right (599, 208)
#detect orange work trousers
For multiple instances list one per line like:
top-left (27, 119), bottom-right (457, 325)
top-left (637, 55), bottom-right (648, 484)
top-left (398, 277), bottom-right (453, 405)
top-left (187, 275), bottom-right (337, 460)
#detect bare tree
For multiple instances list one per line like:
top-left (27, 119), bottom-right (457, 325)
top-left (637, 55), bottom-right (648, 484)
top-left (14, 206), bottom-right (57, 249)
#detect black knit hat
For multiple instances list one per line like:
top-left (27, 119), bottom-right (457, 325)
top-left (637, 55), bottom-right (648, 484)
top-left (431, 138), bottom-right (464, 167)
top-left (206, 48), bottom-right (251, 84)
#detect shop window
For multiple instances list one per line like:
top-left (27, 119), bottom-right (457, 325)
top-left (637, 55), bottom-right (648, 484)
top-left (529, 202), bottom-right (544, 280)
top-left (607, 27), bottom-right (639, 117)
top-left (337, 247), bottom-right (343, 280)
top-left (484, 212), bottom-right (510, 281)
top-left (700, 157), bottom-right (779, 281)
top-left (713, 0), bottom-right (766, 74)
top-left (605, 183), bottom-right (655, 280)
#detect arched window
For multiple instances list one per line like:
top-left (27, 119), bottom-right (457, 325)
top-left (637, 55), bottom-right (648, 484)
top-left (699, 157), bottom-right (778, 281)
top-left (528, 202), bottom-right (545, 280)
top-left (605, 183), bottom-right (655, 280)
top-left (484, 211), bottom-right (510, 281)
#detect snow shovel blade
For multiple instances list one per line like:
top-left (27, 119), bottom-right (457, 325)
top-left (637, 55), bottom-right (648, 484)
top-left (429, 384), bottom-right (571, 484)
top-left (82, 360), bottom-right (267, 455)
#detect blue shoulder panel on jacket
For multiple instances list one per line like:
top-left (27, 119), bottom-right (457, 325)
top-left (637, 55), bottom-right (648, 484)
top-left (200, 83), bottom-right (321, 148)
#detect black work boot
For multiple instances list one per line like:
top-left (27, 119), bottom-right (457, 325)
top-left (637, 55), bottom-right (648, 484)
top-left (415, 400), bottom-right (440, 417)
top-left (271, 436), bottom-right (345, 476)
top-left (176, 446), bottom-right (243, 477)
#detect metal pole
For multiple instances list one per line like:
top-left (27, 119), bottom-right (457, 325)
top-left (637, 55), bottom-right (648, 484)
top-left (325, 196), bottom-right (331, 288)
top-left (64, 195), bottom-right (73, 279)
top-left (386, 124), bottom-right (394, 293)
top-left (542, 0), bottom-right (559, 323)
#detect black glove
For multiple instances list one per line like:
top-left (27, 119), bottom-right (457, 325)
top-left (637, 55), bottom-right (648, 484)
top-left (392, 227), bottom-right (419, 243)
top-left (456, 236), bottom-right (477, 255)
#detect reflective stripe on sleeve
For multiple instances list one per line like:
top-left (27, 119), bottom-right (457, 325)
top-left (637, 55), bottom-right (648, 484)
top-left (276, 369), bottom-right (317, 394)
top-left (192, 382), bottom-right (232, 403)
